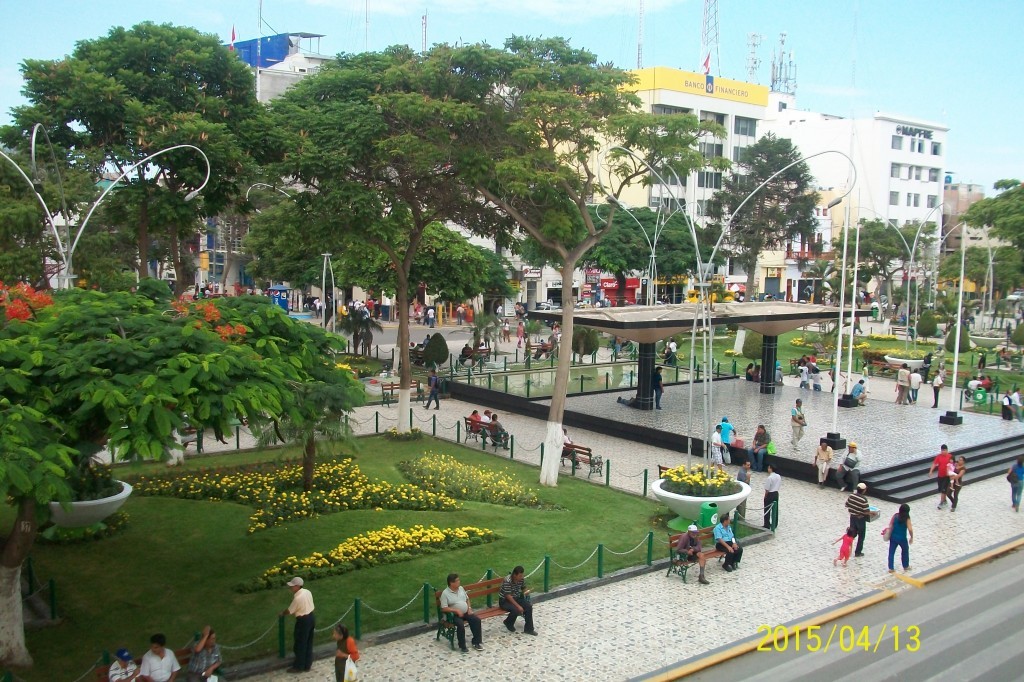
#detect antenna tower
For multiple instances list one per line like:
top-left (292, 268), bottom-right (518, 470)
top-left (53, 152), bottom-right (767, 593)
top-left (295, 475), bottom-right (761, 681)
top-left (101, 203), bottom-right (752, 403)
top-left (637, 0), bottom-right (644, 69)
top-left (770, 33), bottom-right (797, 94)
top-left (422, 10), bottom-right (427, 53)
top-left (699, 0), bottom-right (720, 75)
top-left (746, 33), bottom-right (762, 82)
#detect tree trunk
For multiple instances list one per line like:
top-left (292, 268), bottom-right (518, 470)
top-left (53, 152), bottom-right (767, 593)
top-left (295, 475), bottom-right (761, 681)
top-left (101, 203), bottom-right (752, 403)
top-left (0, 499), bottom-right (38, 667)
top-left (395, 270), bottom-right (412, 432)
top-left (744, 252), bottom-right (759, 300)
top-left (169, 224), bottom-right (188, 298)
top-left (539, 264), bottom-right (575, 487)
top-left (136, 199), bottom-right (150, 281)
top-left (302, 435), bottom-right (316, 492)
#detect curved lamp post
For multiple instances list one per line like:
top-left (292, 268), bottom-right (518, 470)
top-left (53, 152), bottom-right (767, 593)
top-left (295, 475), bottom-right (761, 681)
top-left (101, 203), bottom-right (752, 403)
top-left (245, 183), bottom-right (294, 213)
top-left (2, 138), bottom-right (212, 288)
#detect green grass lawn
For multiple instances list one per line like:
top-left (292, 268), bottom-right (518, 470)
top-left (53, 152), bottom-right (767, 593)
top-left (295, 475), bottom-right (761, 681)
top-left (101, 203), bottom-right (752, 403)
top-left (11, 437), bottom-right (664, 680)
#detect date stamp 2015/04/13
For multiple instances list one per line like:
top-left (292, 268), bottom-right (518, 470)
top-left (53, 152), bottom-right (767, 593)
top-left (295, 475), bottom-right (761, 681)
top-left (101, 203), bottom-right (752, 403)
top-left (756, 624), bottom-right (920, 653)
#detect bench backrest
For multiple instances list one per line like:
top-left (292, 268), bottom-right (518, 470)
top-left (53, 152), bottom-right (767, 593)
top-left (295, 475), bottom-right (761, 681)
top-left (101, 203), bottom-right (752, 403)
top-left (566, 444), bottom-right (591, 455)
top-left (465, 416), bottom-right (482, 433)
top-left (434, 577), bottom-right (505, 615)
top-left (95, 647), bottom-right (193, 682)
top-left (657, 465), bottom-right (672, 479)
top-left (667, 527), bottom-right (716, 555)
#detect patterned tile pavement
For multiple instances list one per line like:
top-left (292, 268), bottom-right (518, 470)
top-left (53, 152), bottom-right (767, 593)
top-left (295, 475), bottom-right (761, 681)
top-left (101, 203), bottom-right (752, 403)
top-left (237, 393), bottom-right (1024, 682)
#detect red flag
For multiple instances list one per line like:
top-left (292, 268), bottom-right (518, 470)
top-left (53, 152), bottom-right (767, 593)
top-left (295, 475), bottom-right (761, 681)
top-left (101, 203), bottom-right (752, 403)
top-left (229, 25), bottom-right (236, 51)
top-left (702, 53), bottom-right (710, 74)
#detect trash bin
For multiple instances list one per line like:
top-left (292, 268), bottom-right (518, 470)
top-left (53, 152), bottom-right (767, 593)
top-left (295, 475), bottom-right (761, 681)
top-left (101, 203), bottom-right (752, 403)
top-left (973, 388), bottom-right (988, 404)
top-left (700, 502), bottom-right (719, 527)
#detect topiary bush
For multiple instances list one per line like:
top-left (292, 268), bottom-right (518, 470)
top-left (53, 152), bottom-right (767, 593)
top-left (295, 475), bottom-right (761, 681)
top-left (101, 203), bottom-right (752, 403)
top-left (423, 332), bottom-right (450, 368)
top-left (742, 331), bottom-right (763, 359)
top-left (1012, 324), bottom-right (1024, 349)
top-left (945, 324), bottom-right (972, 353)
top-left (916, 311), bottom-right (938, 339)
top-left (572, 326), bottom-right (601, 356)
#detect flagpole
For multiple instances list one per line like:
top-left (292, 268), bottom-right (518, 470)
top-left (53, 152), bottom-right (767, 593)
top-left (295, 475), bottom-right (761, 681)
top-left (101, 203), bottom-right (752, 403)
top-left (256, 0), bottom-right (263, 102)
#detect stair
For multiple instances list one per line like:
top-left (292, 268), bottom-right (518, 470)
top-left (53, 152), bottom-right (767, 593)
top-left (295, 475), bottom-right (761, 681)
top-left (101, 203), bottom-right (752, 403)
top-left (860, 434), bottom-right (1024, 503)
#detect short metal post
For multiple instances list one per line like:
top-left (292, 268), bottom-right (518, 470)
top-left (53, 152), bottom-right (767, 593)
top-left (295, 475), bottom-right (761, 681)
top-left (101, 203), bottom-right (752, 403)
top-left (642, 469), bottom-right (648, 497)
top-left (456, 420), bottom-right (461, 442)
top-left (278, 615), bottom-right (286, 658)
top-left (544, 555), bottom-right (551, 592)
top-left (579, 375), bottom-right (585, 394)
top-left (605, 372), bottom-right (610, 389)
top-left (488, 374), bottom-right (493, 390)
top-left (354, 598), bottom-right (362, 639)
top-left (509, 435), bottom-right (514, 459)
top-left (605, 460), bottom-right (610, 486)
top-left (486, 569), bottom-right (494, 606)
top-left (432, 414), bottom-right (437, 436)
top-left (629, 370), bottom-right (634, 387)
top-left (375, 411), bottom-right (380, 433)
top-left (732, 359), bottom-right (737, 375)
top-left (504, 357), bottom-right (508, 371)
top-left (423, 583), bottom-right (431, 623)
top-left (505, 375), bottom-right (509, 393)
top-left (235, 425), bottom-right (240, 449)
top-left (526, 379), bottom-right (531, 398)
top-left (646, 531), bottom-right (654, 566)
top-left (597, 544), bottom-right (604, 578)
top-left (409, 407), bottom-right (413, 428)
top-left (197, 430), bottom-right (204, 453)
top-left (540, 443), bottom-right (544, 466)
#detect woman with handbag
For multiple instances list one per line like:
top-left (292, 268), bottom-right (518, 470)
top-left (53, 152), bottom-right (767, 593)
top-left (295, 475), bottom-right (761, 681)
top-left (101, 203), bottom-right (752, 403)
top-left (885, 504), bottom-right (914, 573)
top-left (1008, 456), bottom-right (1024, 512)
top-left (333, 624), bottom-right (360, 681)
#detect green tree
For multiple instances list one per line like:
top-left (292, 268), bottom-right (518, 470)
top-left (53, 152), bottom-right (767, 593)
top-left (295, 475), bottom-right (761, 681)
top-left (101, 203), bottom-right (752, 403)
top-left (0, 289), bottom-right (361, 666)
top-left (1012, 323), bottom-right (1024, 350)
top-left (336, 309), bottom-right (383, 356)
top-left (10, 22), bottom-right (267, 294)
top-left (438, 37), bottom-right (721, 485)
top-left (572, 326), bottom-right (601, 357)
top-left (423, 333), bottom-right (451, 368)
top-left (938, 246), bottom-right (1023, 309)
top-left (742, 330), bottom-right (764, 360)
top-left (945, 324), bottom-right (971, 353)
top-left (707, 134), bottom-right (818, 295)
top-left (964, 179), bottom-right (1024, 250)
top-left (916, 310), bottom-right (938, 338)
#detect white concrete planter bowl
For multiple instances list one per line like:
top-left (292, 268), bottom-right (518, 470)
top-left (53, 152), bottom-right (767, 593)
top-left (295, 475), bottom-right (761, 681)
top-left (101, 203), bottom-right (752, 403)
top-left (883, 355), bottom-right (924, 370)
top-left (652, 479), bottom-right (751, 527)
top-left (49, 481), bottom-right (133, 528)
top-left (970, 336), bottom-right (1003, 349)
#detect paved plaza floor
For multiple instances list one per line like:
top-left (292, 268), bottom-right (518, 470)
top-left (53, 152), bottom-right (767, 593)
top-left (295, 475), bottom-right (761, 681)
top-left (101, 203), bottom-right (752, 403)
top-left (226, 393), bottom-right (1024, 682)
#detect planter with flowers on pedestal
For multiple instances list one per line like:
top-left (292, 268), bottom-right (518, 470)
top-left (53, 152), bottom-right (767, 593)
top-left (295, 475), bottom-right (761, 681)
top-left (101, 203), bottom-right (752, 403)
top-left (652, 466), bottom-right (751, 531)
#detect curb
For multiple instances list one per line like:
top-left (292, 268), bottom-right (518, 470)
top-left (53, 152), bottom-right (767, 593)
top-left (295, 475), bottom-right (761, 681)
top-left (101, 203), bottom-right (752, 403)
top-left (635, 532), bottom-right (1024, 681)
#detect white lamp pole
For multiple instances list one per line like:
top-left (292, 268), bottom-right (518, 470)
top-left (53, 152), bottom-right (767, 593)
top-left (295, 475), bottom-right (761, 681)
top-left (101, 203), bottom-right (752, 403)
top-left (948, 222), bottom-right (968, 414)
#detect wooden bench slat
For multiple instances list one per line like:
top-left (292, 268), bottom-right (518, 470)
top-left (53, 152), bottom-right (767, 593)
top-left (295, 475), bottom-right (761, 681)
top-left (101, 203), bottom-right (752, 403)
top-left (560, 444), bottom-right (603, 478)
top-left (666, 528), bottom-right (727, 583)
top-left (433, 578), bottom-right (507, 651)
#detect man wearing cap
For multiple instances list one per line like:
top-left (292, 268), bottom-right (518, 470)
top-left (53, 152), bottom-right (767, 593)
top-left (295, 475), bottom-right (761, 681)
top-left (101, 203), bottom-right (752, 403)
top-left (108, 648), bottom-right (139, 682)
top-left (280, 577), bottom-right (315, 672)
top-left (836, 443), bottom-right (862, 492)
top-left (675, 524), bottom-right (710, 584)
top-left (845, 483), bottom-right (871, 558)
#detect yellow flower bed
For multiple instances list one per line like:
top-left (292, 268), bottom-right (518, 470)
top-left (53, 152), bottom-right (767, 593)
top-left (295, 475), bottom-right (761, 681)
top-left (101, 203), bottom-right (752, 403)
top-left (660, 464), bottom-right (741, 496)
top-left (244, 524), bottom-right (496, 591)
top-left (132, 458), bottom-right (459, 533)
top-left (398, 452), bottom-right (541, 507)
top-left (867, 333), bottom-right (898, 341)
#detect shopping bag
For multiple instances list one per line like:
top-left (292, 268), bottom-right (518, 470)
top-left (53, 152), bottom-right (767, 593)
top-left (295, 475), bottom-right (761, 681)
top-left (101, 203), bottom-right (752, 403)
top-left (344, 660), bottom-right (359, 682)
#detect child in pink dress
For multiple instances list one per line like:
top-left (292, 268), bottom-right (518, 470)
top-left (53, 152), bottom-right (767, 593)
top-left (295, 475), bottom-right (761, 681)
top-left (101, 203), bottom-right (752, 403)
top-left (833, 526), bottom-right (856, 566)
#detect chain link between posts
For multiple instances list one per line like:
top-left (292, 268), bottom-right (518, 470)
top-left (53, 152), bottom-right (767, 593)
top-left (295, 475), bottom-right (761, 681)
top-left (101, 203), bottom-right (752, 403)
top-left (523, 557), bottom-right (546, 579)
top-left (314, 603), bottom-right (355, 633)
top-left (549, 547), bottom-right (599, 571)
top-left (67, 659), bottom-right (104, 682)
top-left (604, 534), bottom-right (651, 556)
top-left (219, 621), bottom-right (279, 650)
top-left (362, 585), bottom-right (425, 615)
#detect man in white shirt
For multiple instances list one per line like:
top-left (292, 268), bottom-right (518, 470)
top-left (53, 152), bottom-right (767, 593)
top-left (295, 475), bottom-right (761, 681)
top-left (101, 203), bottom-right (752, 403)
top-left (895, 364), bottom-right (911, 404)
top-left (763, 464), bottom-right (782, 530)
top-left (798, 363), bottom-right (810, 389)
top-left (1012, 388), bottom-right (1023, 422)
top-left (138, 634), bottom-right (180, 682)
top-left (908, 369), bottom-right (923, 404)
top-left (440, 573), bottom-right (483, 652)
top-left (931, 370), bottom-right (945, 408)
top-left (280, 576), bottom-right (316, 672)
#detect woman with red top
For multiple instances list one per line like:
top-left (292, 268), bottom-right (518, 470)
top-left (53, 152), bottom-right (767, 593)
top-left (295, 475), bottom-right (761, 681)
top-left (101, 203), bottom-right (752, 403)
top-left (332, 624), bottom-right (360, 681)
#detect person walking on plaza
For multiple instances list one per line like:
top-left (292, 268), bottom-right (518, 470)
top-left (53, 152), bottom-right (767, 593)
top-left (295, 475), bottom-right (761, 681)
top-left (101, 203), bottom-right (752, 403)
top-left (909, 368), bottom-right (923, 404)
top-left (790, 399), bottom-right (807, 447)
top-left (713, 513), bottom-right (743, 571)
top-left (499, 565), bottom-right (538, 634)
top-left (814, 439), bottom-right (833, 487)
top-left (798, 361), bottom-right (810, 389)
top-left (833, 526), bottom-right (856, 567)
top-left (928, 444), bottom-right (954, 509)
top-left (332, 624), bottom-right (360, 682)
top-left (676, 525), bottom-right (711, 585)
top-left (425, 369), bottom-right (441, 410)
top-left (763, 464), bottom-right (781, 530)
top-left (281, 577), bottom-right (316, 672)
top-left (710, 425), bottom-right (726, 471)
top-left (845, 482), bottom-right (871, 557)
top-left (885, 503), bottom-right (914, 573)
top-left (456, 304), bottom-right (465, 325)
top-left (895, 363), bottom-right (911, 404)
top-left (1008, 455), bottom-right (1024, 512)
top-left (440, 573), bottom-right (483, 652)
top-left (949, 456), bottom-right (967, 512)
top-left (653, 366), bottom-right (664, 410)
top-left (516, 320), bottom-right (525, 348)
top-left (931, 369), bottom-right (945, 408)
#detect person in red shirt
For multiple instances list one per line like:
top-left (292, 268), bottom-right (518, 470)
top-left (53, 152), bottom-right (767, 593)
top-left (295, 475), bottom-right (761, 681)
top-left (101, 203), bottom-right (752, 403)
top-left (927, 444), bottom-right (953, 509)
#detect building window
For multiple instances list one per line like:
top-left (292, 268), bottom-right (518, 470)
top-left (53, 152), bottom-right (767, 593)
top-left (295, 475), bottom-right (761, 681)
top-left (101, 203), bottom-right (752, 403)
top-left (916, 139), bottom-right (925, 153)
top-left (913, 193), bottom-right (921, 207)
top-left (734, 116), bottom-right (757, 136)
top-left (890, 191), bottom-right (899, 206)
top-left (697, 171), bottom-right (722, 189)
top-left (655, 167), bottom-right (685, 185)
top-left (732, 146), bottom-right (749, 163)
top-left (906, 193), bottom-right (913, 207)
top-left (931, 141), bottom-right (942, 155)
top-left (700, 142), bottom-right (724, 160)
top-left (927, 194), bottom-right (938, 208)
top-left (890, 163), bottom-right (901, 179)
top-left (696, 199), bottom-right (710, 216)
top-left (653, 104), bottom-right (692, 115)
top-left (914, 166), bottom-right (922, 180)
top-left (701, 111), bottom-right (726, 126)
top-left (891, 135), bottom-right (903, 150)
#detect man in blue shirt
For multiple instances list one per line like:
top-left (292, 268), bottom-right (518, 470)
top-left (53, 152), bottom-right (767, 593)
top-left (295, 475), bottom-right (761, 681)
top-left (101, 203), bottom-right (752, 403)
top-left (719, 417), bottom-right (734, 446)
top-left (713, 512), bottom-right (743, 571)
top-left (850, 379), bottom-right (867, 405)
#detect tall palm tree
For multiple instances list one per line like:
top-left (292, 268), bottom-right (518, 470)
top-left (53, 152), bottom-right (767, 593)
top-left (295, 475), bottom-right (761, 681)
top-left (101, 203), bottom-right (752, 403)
top-left (337, 310), bottom-right (383, 357)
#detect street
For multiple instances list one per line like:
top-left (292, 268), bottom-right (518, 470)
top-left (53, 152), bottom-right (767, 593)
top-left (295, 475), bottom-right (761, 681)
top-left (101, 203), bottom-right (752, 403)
top-left (681, 549), bottom-right (1024, 682)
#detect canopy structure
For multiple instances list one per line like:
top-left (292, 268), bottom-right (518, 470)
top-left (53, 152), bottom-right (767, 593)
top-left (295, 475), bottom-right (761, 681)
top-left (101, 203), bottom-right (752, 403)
top-left (533, 302), bottom-right (870, 406)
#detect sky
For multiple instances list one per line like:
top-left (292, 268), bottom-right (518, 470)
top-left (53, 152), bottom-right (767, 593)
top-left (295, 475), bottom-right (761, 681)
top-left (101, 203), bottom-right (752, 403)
top-left (2, 0), bottom-right (1021, 193)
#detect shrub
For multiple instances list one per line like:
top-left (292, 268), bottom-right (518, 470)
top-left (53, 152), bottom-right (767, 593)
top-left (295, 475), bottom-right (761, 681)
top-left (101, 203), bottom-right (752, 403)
top-left (385, 427), bottom-right (424, 441)
top-left (572, 326), bottom-right (601, 356)
top-left (1012, 324), bottom-right (1024, 349)
top-left (741, 331), bottom-right (763, 359)
top-left (916, 311), bottom-right (938, 339)
top-left (398, 452), bottom-right (542, 507)
top-left (945, 324), bottom-right (972, 353)
top-left (243, 524), bottom-right (497, 591)
top-left (423, 333), bottom-right (449, 367)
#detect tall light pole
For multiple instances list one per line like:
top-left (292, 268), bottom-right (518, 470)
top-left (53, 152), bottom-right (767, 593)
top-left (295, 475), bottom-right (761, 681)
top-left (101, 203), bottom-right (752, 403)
top-left (322, 252), bottom-right (337, 334)
top-left (939, 221), bottom-right (969, 426)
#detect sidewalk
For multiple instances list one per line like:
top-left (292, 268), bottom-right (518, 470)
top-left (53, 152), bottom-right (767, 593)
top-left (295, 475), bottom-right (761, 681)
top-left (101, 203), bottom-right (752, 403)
top-left (244, 396), bottom-right (1024, 681)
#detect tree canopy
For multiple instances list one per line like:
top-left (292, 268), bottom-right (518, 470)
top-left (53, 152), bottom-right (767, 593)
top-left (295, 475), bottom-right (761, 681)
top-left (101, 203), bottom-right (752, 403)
top-left (964, 179), bottom-right (1024, 250)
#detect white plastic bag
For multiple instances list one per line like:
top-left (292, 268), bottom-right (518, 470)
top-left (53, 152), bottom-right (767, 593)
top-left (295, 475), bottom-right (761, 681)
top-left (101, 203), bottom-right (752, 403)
top-left (344, 659), bottom-right (359, 682)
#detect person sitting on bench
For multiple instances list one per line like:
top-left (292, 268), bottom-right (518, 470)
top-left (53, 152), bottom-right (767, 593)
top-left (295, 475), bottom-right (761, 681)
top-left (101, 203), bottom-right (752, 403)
top-left (676, 524), bottom-right (710, 585)
top-left (561, 428), bottom-right (573, 458)
top-left (486, 413), bottom-right (510, 449)
top-left (713, 513), bottom-right (743, 571)
top-left (459, 344), bottom-right (475, 366)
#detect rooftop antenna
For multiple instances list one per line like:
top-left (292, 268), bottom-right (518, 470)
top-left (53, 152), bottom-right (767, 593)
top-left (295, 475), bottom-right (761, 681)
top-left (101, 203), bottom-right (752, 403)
top-left (746, 33), bottom-right (762, 82)
top-left (699, 0), bottom-right (720, 75)
top-left (364, 0), bottom-right (369, 52)
top-left (769, 32), bottom-right (797, 94)
top-left (422, 9), bottom-right (427, 53)
top-left (637, 0), bottom-right (645, 69)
